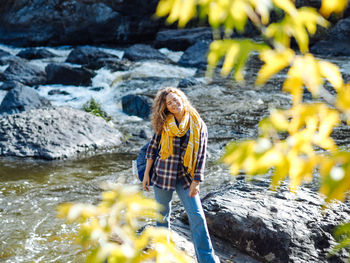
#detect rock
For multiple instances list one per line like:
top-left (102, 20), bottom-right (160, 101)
top-left (45, 63), bottom-right (96, 86)
top-left (66, 46), bottom-right (118, 65)
top-left (177, 77), bottom-right (200, 89)
top-left (121, 94), bottom-right (153, 119)
top-left (48, 89), bottom-right (70, 96)
top-left (178, 40), bottom-right (210, 69)
top-left (85, 58), bottom-right (130, 71)
top-left (0, 0), bottom-right (162, 46)
top-left (0, 85), bottom-right (51, 114)
top-left (153, 27), bottom-right (213, 51)
top-left (0, 80), bottom-right (26, 91)
top-left (3, 60), bottom-right (47, 86)
top-left (310, 16), bottom-right (350, 56)
top-left (198, 180), bottom-right (350, 263)
top-left (17, 48), bottom-right (56, 60)
top-left (0, 48), bottom-right (11, 57)
top-left (0, 55), bottom-right (23, 66)
top-left (123, 44), bottom-right (169, 62)
top-left (0, 107), bottom-right (123, 159)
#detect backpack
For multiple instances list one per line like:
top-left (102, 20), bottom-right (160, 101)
top-left (133, 142), bottom-right (157, 185)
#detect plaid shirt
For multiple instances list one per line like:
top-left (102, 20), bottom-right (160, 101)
top-left (146, 120), bottom-right (208, 191)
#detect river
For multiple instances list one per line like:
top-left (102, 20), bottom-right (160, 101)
top-left (0, 43), bottom-right (349, 262)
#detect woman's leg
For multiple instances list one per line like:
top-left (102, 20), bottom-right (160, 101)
top-left (153, 186), bottom-right (174, 229)
top-left (175, 181), bottom-right (217, 263)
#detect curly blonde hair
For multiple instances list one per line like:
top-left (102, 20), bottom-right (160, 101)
top-left (151, 87), bottom-right (192, 134)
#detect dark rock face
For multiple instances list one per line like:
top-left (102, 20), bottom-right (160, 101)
top-left (85, 58), bottom-right (130, 71)
top-left (3, 60), bottom-right (47, 86)
top-left (0, 107), bottom-right (123, 159)
top-left (0, 48), bottom-right (11, 57)
top-left (45, 63), bottom-right (96, 86)
top-left (66, 46), bottom-right (118, 65)
top-left (17, 48), bottom-right (56, 60)
top-left (311, 16), bottom-right (350, 56)
top-left (123, 44), bottom-right (169, 62)
top-left (0, 85), bottom-right (51, 114)
top-left (0, 0), bottom-right (162, 46)
top-left (153, 27), bottom-right (213, 51)
top-left (0, 80), bottom-right (24, 91)
top-left (0, 55), bottom-right (23, 66)
top-left (178, 40), bottom-right (210, 69)
top-left (122, 94), bottom-right (153, 119)
top-left (200, 180), bottom-right (350, 263)
top-left (177, 77), bottom-right (200, 89)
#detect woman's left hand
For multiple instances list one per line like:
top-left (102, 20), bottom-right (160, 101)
top-left (189, 180), bottom-right (200, 197)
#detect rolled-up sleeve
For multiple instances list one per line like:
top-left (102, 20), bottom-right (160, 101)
top-left (193, 122), bottom-right (208, 181)
top-left (146, 133), bottom-right (161, 160)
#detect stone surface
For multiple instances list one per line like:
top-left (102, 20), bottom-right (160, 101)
top-left (3, 60), bottom-right (47, 86)
top-left (154, 27), bottom-right (213, 51)
top-left (123, 44), bottom-right (170, 62)
top-left (0, 0), bottom-right (162, 46)
top-left (85, 57), bottom-right (130, 71)
top-left (194, 179), bottom-right (350, 263)
top-left (178, 40), bottom-right (210, 69)
top-left (0, 107), bottom-right (123, 159)
top-left (122, 94), bottom-right (153, 119)
top-left (66, 46), bottom-right (118, 65)
top-left (0, 85), bottom-right (51, 114)
top-left (17, 48), bottom-right (56, 60)
top-left (45, 63), bottom-right (96, 86)
top-left (311, 16), bottom-right (350, 56)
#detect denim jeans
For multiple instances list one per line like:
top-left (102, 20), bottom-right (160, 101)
top-left (153, 180), bottom-right (218, 263)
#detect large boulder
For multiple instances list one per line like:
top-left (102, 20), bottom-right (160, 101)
top-left (122, 94), bottom-right (153, 119)
top-left (17, 48), bottom-right (56, 60)
top-left (123, 44), bottom-right (169, 62)
top-left (3, 60), bottom-right (47, 86)
top-left (0, 84), bottom-right (51, 114)
top-left (66, 46), bottom-right (118, 65)
top-left (153, 27), bottom-right (213, 51)
top-left (45, 63), bottom-right (96, 86)
top-left (178, 40), bottom-right (210, 69)
top-left (198, 179), bottom-right (350, 263)
top-left (0, 0), bottom-right (162, 46)
top-left (0, 107), bottom-right (123, 159)
top-left (311, 16), bottom-right (350, 56)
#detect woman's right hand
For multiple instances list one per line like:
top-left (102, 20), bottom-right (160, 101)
top-left (142, 172), bottom-right (150, 191)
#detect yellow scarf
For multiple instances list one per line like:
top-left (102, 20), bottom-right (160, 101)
top-left (159, 107), bottom-right (202, 177)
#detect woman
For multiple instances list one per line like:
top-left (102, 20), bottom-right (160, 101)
top-left (143, 87), bottom-right (218, 263)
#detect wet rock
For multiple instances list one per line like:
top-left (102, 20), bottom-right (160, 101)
top-left (0, 107), bottom-right (123, 159)
top-left (178, 40), bottom-right (210, 69)
top-left (85, 58), bottom-right (130, 71)
top-left (177, 77), bottom-right (201, 89)
top-left (66, 46), bottom-right (118, 65)
top-left (0, 80), bottom-right (26, 91)
top-left (310, 16), bottom-right (350, 56)
top-left (123, 44), bottom-right (169, 62)
top-left (199, 180), bottom-right (350, 263)
top-left (0, 55), bottom-right (23, 66)
top-left (153, 27), bottom-right (213, 51)
top-left (48, 89), bottom-right (70, 96)
top-left (17, 48), bottom-right (56, 60)
top-left (0, 85), bottom-right (51, 114)
top-left (45, 63), bottom-right (96, 86)
top-left (121, 94), bottom-right (153, 119)
top-left (0, 49), bottom-right (11, 57)
top-left (3, 60), bottom-right (47, 86)
top-left (0, 0), bottom-right (162, 46)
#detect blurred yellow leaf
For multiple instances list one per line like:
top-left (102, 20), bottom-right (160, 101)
top-left (319, 61), bottom-right (344, 91)
top-left (256, 48), bottom-right (295, 85)
top-left (320, 0), bottom-right (348, 17)
top-left (273, 0), bottom-right (297, 15)
top-left (156, 0), bottom-right (175, 17)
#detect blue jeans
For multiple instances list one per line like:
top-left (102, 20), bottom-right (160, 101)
top-left (153, 181), bottom-right (217, 263)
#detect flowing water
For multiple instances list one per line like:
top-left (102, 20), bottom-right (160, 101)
top-left (0, 43), bottom-right (349, 262)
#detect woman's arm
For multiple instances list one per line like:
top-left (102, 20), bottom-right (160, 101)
top-left (143, 133), bottom-right (161, 191)
top-left (143, 159), bottom-right (154, 191)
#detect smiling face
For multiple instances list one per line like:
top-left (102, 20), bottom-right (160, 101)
top-left (165, 92), bottom-right (184, 116)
